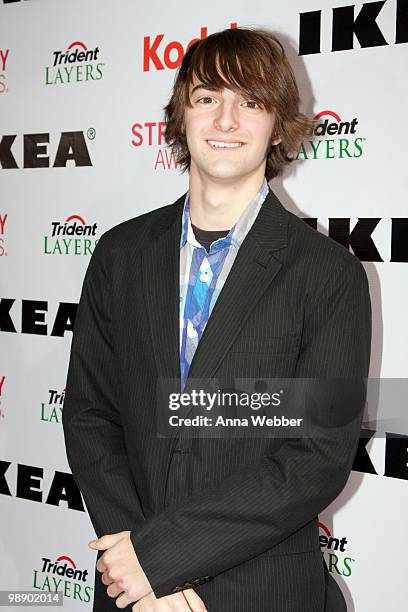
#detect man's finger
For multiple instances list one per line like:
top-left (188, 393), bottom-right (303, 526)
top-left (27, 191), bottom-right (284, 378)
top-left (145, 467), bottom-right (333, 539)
top-left (106, 581), bottom-right (125, 599)
top-left (89, 531), bottom-right (127, 550)
top-left (169, 592), bottom-right (193, 611)
top-left (131, 590), bottom-right (192, 611)
top-left (96, 556), bottom-right (108, 573)
top-left (101, 571), bottom-right (114, 586)
top-left (183, 588), bottom-right (208, 611)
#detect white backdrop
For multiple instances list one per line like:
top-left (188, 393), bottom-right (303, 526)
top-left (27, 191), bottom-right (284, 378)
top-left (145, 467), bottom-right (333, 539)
top-left (1, 0), bottom-right (407, 609)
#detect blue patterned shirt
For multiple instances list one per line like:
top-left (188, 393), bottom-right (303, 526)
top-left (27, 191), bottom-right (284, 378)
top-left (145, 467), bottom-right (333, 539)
top-left (179, 178), bottom-right (270, 389)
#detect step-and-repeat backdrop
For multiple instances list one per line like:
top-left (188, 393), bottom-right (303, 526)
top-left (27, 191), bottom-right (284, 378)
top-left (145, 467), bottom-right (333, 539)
top-left (1, 0), bottom-right (407, 609)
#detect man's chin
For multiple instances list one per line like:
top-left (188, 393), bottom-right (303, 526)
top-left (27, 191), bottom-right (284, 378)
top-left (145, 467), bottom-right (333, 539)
top-left (196, 164), bottom-right (250, 183)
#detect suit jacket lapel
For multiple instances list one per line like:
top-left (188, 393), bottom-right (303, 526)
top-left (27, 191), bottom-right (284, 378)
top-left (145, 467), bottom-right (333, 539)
top-left (142, 192), bottom-right (185, 383)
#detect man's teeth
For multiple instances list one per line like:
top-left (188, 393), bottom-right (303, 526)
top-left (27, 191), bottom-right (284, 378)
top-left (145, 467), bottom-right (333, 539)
top-left (207, 140), bottom-right (244, 148)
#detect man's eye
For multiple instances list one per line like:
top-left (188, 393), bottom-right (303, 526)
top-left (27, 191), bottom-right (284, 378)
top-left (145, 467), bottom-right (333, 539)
top-left (244, 100), bottom-right (261, 109)
top-left (197, 97), bottom-right (214, 104)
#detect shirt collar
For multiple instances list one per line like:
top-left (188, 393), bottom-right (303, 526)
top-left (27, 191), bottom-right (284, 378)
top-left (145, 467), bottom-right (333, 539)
top-left (180, 177), bottom-right (269, 251)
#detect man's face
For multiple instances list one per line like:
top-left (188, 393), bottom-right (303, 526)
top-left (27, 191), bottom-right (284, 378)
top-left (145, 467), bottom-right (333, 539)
top-left (184, 75), bottom-right (281, 183)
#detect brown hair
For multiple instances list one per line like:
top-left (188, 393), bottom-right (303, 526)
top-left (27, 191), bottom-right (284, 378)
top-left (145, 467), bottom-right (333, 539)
top-left (163, 26), bottom-right (314, 181)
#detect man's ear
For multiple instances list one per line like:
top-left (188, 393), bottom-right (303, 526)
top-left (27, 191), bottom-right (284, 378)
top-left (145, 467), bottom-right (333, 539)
top-left (267, 136), bottom-right (282, 155)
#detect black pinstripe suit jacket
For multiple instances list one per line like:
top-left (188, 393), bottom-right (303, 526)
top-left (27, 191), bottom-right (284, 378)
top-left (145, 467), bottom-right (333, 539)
top-left (62, 186), bottom-right (372, 612)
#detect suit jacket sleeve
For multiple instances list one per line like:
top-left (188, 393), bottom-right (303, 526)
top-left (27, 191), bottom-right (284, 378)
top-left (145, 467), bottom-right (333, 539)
top-left (62, 234), bottom-right (146, 539)
top-left (130, 254), bottom-right (372, 598)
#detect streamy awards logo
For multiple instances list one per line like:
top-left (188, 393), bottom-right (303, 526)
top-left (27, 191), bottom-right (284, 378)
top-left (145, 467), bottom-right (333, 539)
top-left (131, 120), bottom-right (182, 170)
top-left (0, 213), bottom-right (7, 256)
top-left (0, 48), bottom-right (9, 94)
top-left (0, 375), bottom-right (5, 419)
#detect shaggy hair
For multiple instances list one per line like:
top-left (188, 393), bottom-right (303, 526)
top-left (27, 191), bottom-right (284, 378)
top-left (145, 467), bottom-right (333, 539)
top-left (163, 26), bottom-right (313, 180)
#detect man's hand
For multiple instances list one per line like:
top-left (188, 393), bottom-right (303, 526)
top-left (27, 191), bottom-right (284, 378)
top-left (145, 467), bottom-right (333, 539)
top-left (132, 589), bottom-right (207, 611)
top-left (89, 530), bottom-right (153, 608)
top-left (101, 563), bottom-right (207, 611)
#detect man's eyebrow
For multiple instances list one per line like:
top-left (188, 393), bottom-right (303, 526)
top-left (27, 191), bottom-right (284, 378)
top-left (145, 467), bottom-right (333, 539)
top-left (189, 84), bottom-right (259, 102)
top-left (190, 83), bottom-right (221, 96)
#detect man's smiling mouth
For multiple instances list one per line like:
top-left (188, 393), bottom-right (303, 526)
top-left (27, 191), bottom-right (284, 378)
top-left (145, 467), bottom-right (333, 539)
top-left (206, 140), bottom-right (246, 149)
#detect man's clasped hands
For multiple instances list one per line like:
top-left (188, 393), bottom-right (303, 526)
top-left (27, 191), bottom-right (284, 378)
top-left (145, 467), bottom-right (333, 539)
top-left (89, 531), bottom-right (208, 611)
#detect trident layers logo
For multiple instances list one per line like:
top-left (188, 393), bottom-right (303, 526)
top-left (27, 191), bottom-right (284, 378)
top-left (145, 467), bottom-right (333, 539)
top-left (40, 388), bottom-right (64, 424)
top-left (297, 109), bottom-right (366, 160)
top-left (33, 554), bottom-right (93, 603)
top-left (319, 522), bottom-right (355, 577)
top-left (43, 214), bottom-right (99, 256)
top-left (45, 40), bottom-right (105, 86)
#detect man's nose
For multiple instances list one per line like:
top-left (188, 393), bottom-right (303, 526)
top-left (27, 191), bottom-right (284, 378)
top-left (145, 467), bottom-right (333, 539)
top-left (213, 101), bottom-right (240, 132)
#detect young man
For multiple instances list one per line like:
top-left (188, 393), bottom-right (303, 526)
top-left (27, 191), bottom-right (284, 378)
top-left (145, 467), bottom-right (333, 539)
top-left (63, 27), bottom-right (371, 611)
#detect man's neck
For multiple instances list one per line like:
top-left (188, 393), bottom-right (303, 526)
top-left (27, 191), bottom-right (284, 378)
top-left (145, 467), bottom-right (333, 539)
top-left (187, 165), bottom-right (266, 231)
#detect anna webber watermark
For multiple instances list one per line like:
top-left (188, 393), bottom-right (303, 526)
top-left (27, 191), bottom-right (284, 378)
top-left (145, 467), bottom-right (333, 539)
top-left (155, 377), bottom-right (368, 439)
